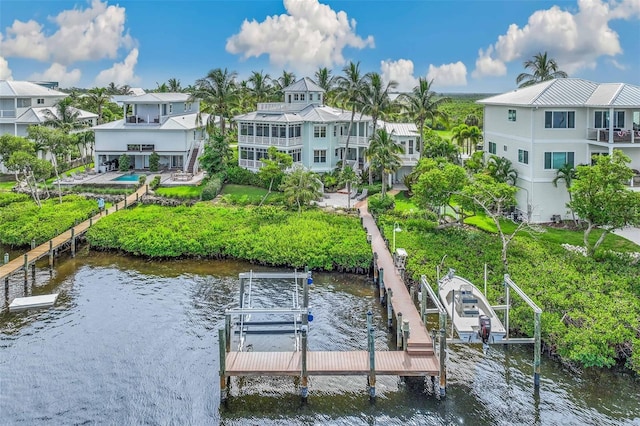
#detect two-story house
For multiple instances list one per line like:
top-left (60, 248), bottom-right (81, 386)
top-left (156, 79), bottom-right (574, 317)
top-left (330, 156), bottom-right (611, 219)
top-left (0, 80), bottom-right (98, 172)
top-left (234, 77), bottom-right (419, 184)
top-left (479, 78), bottom-right (640, 223)
top-left (93, 93), bottom-right (213, 173)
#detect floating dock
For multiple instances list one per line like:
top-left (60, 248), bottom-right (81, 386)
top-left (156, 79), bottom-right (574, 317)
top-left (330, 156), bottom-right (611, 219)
top-left (9, 293), bottom-right (59, 312)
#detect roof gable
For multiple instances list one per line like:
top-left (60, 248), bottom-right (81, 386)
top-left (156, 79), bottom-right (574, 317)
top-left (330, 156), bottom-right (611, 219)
top-left (284, 77), bottom-right (325, 93)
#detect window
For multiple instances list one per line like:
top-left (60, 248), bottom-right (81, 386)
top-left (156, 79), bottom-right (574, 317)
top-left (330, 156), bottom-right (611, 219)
top-left (518, 149), bottom-right (529, 164)
top-left (141, 144), bottom-right (155, 151)
top-left (290, 148), bottom-right (302, 162)
top-left (313, 149), bottom-right (327, 163)
top-left (314, 125), bottom-right (326, 138)
top-left (503, 145), bottom-right (507, 152)
top-left (17, 98), bottom-right (31, 107)
top-left (36, 98), bottom-right (45, 104)
top-left (240, 123), bottom-right (254, 136)
top-left (271, 125), bottom-right (286, 138)
top-left (545, 111), bottom-right (575, 128)
top-left (488, 141), bottom-right (497, 154)
top-left (544, 152), bottom-right (575, 169)
top-left (408, 140), bottom-right (414, 154)
top-left (127, 144), bottom-right (141, 151)
top-left (240, 148), bottom-right (254, 160)
top-left (294, 94), bottom-right (299, 101)
top-left (255, 148), bottom-right (268, 161)
top-left (289, 124), bottom-right (301, 138)
top-left (256, 124), bottom-right (269, 137)
top-left (508, 109), bottom-right (516, 121)
top-left (594, 111), bottom-right (624, 128)
top-left (169, 104), bottom-right (173, 114)
top-left (333, 126), bottom-right (337, 137)
top-left (300, 93), bottom-right (305, 101)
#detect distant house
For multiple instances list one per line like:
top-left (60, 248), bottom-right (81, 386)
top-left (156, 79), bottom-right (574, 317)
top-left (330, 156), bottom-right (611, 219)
top-left (0, 80), bottom-right (97, 172)
top-left (92, 93), bottom-right (214, 173)
top-left (478, 78), bottom-right (640, 223)
top-left (234, 77), bottom-right (419, 184)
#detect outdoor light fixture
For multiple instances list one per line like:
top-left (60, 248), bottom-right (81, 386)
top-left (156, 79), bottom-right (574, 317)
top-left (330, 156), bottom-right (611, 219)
top-left (392, 222), bottom-right (402, 253)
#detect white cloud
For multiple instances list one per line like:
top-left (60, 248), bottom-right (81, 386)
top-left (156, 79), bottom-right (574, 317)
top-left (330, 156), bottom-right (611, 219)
top-left (380, 59), bottom-right (418, 92)
top-left (94, 48), bottom-right (140, 87)
top-left (226, 0), bottom-right (374, 74)
top-left (29, 63), bottom-right (82, 87)
top-left (472, 0), bottom-right (637, 78)
top-left (0, 0), bottom-right (134, 65)
top-left (0, 56), bottom-right (12, 80)
top-left (426, 62), bottom-right (467, 87)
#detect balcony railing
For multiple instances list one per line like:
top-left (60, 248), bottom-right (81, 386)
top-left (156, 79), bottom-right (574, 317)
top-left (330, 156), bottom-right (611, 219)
top-left (256, 103), bottom-right (305, 113)
top-left (399, 154), bottom-right (420, 165)
top-left (239, 159), bottom-right (264, 170)
top-left (339, 136), bottom-right (370, 146)
top-left (238, 135), bottom-right (302, 147)
top-left (587, 128), bottom-right (639, 143)
top-left (0, 109), bottom-right (16, 118)
top-left (126, 115), bottom-right (161, 125)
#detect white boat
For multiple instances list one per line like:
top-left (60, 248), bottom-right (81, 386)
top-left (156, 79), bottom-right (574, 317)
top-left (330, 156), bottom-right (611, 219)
top-left (438, 270), bottom-right (506, 343)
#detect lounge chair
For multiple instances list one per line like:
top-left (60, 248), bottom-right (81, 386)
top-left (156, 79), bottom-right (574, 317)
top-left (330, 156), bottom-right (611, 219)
top-left (350, 188), bottom-right (359, 199)
top-left (356, 188), bottom-right (368, 201)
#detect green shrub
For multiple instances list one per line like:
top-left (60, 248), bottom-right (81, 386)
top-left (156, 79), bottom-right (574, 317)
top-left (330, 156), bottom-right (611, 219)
top-left (149, 176), bottom-right (161, 190)
top-left (118, 154), bottom-right (131, 172)
top-left (201, 178), bottom-right (222, 201)
top-left (138, 175), bottom-right (146, 187)
top-left (367, 193), bottom-right (395, 215)
top-left (149, 152), bottom-right (160, 172)
top-left (0, 192), bottom-right (29, 207)
top-left (226, 165), bottom-right (261, 186)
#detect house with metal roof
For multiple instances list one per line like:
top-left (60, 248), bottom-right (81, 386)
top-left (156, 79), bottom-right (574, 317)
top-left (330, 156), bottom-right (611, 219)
top-left (478, 78), bottom-right (640, 223)
top-left (92, 93), bottom-right (213, 173)
top-left (234, 77), bottom-right (419, 182)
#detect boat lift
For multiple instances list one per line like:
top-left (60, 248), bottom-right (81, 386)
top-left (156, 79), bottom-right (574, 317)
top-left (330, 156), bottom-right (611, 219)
top-left (419, 268), bottom-right (543, 390)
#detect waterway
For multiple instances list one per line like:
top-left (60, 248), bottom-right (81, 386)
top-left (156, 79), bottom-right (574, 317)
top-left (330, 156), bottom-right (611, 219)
top-left (1, 249), bottom-right (639, 425)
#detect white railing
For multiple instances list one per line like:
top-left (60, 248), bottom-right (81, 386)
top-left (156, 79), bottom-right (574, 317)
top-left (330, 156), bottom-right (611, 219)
top-left (238, 135), bottom-right (302, 147)
top-left (238, 159), bottom-right (264, 170)
top-left (586, 127), bottom-right (637, 143)
top-left (399, 154), bottom-right (420, 165)
top-left (339, 136), bottom-right (369, 146)
top-left (125, 115), bottom-right (161, 125)
top-left (0, 109), bottom-right (16, 118)
top-left (257, 103), bottom-right (304, 113)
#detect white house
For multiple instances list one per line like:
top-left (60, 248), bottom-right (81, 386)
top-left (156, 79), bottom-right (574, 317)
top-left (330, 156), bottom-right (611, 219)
top-left (478, 78), bottom-right (640, 223)
top-left (92, 93), bottom-right (212, 173)
top-left (234, 77), bottom-right (419, 183)
top-left (0, 80), bottom-right (98, 172)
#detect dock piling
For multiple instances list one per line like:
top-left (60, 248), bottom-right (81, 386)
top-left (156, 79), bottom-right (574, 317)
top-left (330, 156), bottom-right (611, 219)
top-left (396, 312), bottom-right (403, 349)
top-left (379, 267), bottom-right (385, 304)
top-left (219, 329), bottom-right (228, 403)
top-left (402, 320), bottom-right (410, 351)
top-left (386, 289), bottom-right (393, 329)
top-left (301, 328), bottom-right (308, 400)
top-left (367, 310), bottom-right (376, 399)
top-left (71, 228), bottom-right (76, 257)
top-left (48, 240), bottom-right (54, 272)
top-left (23, 254), bottom-right (28, 294)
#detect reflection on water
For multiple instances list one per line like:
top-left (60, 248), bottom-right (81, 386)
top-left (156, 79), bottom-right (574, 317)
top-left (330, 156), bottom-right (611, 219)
top-left (0, 251), bottom-right (639, 425)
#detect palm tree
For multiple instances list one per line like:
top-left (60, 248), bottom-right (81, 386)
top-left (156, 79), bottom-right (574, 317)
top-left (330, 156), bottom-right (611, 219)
top-left (516, 51), bottom-right (568, 88)
top-left (398, 78), bottom-right (450, 155)
top-left (167, 78), bottom-right (182, 92)
top-left (552, 163), bottom-right (577, 224)
top-left (361, 72), bottom-right (397, 184)
top-left (450, 124), bottom-right (470, 158)
top-left (335, 61), bottom-right (368, 172)
top-left (368, 128), bottom-right (403, 196)
top-left (106, 82), bottom-right (120, 95)
top-left (247, 70), bottom-right (272, 104)
top-left (272, 70), bottom-right (296, 100)
top-left (86, 87), bottom-right (110, 124)
top-left (280, 166), bottom-right (323, 214)
top-left (486, 155), bottom-right (518, 185)
top-left (466, 125), bottom-right (483, 155)
top-left (314, 67), bottom-right (335, 104)
top-left (43, 97), bottom-right (86, 133)
top-left (192, 67), bottom-right (238, 135)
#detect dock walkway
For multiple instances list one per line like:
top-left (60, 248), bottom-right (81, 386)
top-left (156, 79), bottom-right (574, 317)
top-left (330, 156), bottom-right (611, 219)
top-left (1, 184), bottom-right (150, 284)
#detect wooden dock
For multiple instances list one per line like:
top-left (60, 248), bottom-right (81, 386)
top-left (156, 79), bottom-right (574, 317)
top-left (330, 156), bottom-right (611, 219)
top-left (219, 200), bottom-right (443, 401)
top-left (1, 184), bottom-right (150, 286)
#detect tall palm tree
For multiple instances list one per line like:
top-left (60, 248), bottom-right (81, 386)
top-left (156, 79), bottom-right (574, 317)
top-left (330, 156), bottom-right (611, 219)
top-left (314, 67), bottom-right (335, 105)
top-left (552, 163), bottom-right (577, 224)
top-left (335, 61), bottom-right (368, 172)
top-left (361, 72), bottom-right (397, 183)
top-left (450, 124), bottom-right (470, 158)
top-left (272, 70), bottom-right (296, 100)
top-left (106, 82), bottom-right (120, 95)
top-left (86, 87), bottom-right (110, 124)
top-left (280, 166), bottom-right (323, 214)
top-left (167, 78), bottom-right (182, 92)
top-left (43, 97), bottom-right (86, 133)
top-left (247, 70), bottom-right (272, 104)
top-left (368, 128), bottom-right (403, 196)
top-left (398, 78), bottom-right (450, 155)
top-left (516, 51), bottom-right (568, 88)
top-left (466, 125), bottom-right (483, 155)
top-left (192, 67), bottom-right (238, 135)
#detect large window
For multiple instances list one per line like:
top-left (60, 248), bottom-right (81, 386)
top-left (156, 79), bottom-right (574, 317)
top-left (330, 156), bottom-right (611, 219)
top-left (240, 123), bottom-right (254, 136)
top-left (594, 111), bottom-right (624, 129)
top-left (17, 98), bottom-right (31, 107)
top-left (271, 124), bottom-right (286, 138)
top-left (290, 148), bottom-right (301, 163)
top-left (314, 125), bottom-right (327, 138)
top-left (289, 124), bottom-right (301, 138)
top-left (313, 149), bottom-right (327, 163)
top-left (508, 109), bottom-right (517, 122)
top-left (256, 124), bottom-right (269, 137)
top-left (544, 151), bottom-right (574, 169)
top-left (240, 148), bottom-right (254, 160)
top-left (518, 149), bottom-right (529, 164)
top-left (545, 111), bottom-right (575, 128)
top-left (488, 141), bottom-right (497, 154)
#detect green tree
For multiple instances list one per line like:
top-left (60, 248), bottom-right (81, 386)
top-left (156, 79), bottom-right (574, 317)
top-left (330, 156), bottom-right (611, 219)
top-left (247, 70), bottom-right (272, 104)
top-left (464, 151), bottom-right (485, 174)
top-left (199, 130), bottom-right (232, 176)
top-left (367, 128), bottom-right (403, 197)
top-left (167, 78), bottom-right (182, 92)
top-left (280, 166), bottom-right (322, 213)
top-left (44, 97), bottom-right (87, 133)
top-left (552, 163), bottom-right (577, 225)
top-left (340, 165), bottom-right (359, 209)
top-left (335, 61), bottom-right (368, 172)
top-left (412, 158), bottom-right (469, 224)
top-left (398, 78), bottom-right (450, 154)
top-left (450, 124), bottom-right (470, 156)
top-left (119, 153), bottom-right (131, 172)
top-left (27, 126), bottom-right (72, 203)
top-left (86, 87), bottom-right (110, 124)
top-left (5, 150), bottom-right (52, 207)
top-left (258, 146), bottom-right (293, 206)
top-left (149, 152), bottom-right (160, 172)
top-left (516, 51), bottom-right (568, 88)
top-left (314, 67), bottom-right (335, 104)
top-left (272, 70), bottom-right (296, 100)
top-left (421, 129), bottom-right (460, 164)
top-left (486, 155), bottom-right (518, 185)
top-left (192, 67), bottom-right (238, 135)
top-left (569, 150), bottom-right (640, 256)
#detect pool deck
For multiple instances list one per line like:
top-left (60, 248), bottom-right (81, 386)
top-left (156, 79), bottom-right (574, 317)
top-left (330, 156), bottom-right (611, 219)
top-left (54, 171), bottom-right (205, 186)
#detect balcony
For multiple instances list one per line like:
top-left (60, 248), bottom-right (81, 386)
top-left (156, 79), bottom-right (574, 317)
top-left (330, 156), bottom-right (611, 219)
top-left (238, 135), bottom-right (302, 147)
top-left (256, 103), bottom-right (304, 113)
top-left (587, 128), bottom-right (639, 143)
top-left (125, 115), bottom-right (161, 125)
top-left (239, 159), bottom-right (264, 170)
top-left (0, 109), bottom-right (16, 118)
top-left (399, 154), bottom-right (421, 166)
top-left (339, 136), bottom-right (370, 146)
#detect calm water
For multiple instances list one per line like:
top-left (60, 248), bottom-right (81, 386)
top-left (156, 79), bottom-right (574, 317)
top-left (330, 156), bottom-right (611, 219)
top-left (1, 250), bottom-right (639, 425)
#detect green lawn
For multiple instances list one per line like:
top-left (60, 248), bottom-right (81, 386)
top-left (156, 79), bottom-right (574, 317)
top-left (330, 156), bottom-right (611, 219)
top-left (434, 129), bottom-right (453, 141)
top-left (0, 181), bottom-right (15, 191)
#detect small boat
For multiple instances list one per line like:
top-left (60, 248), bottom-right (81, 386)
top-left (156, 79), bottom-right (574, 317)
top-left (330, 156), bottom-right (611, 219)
top-left (438, 270), bottom-right (506, 344)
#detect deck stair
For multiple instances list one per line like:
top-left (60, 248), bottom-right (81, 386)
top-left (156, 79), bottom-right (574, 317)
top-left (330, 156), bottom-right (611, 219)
top-left (186, 147), bottom-right (199, 174)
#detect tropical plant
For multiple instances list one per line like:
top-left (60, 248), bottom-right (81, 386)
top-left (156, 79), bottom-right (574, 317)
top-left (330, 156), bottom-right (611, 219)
top-left (272, 70), bottom-right (296, 100)
top-left (569, 150), bottom-right (640, 256)
top-left (86, 87), bottom-right (110, 124)
top-left (486, 155), bottom-right (518, 185)
top-left (43, 97), bottom-right (87, 133)
top-left (335, 61), bottom-right (368, 171)
top-left (552, 163), bottom-right (577, 224)
top-left (412, 158), bottom-right (469, 224)
top-left (258, 146), bottom-right (293, 206)
top-left (247, 70), bottom-right (272, 104)
top-left (367, 128), bottom-right (403, 197)
top-left (280, 166), bottom-right (322, 213)
top-left (314, 67), bottom-right (335, 104)
top-left (27, 126), bottom-right (73, 203)
top-left (397, 78), bottom-right (450, 154)
top-left (199, 129), bottom-right (232, 176)
top-left (516, 51), bottom-right (568, 88)
top-left (149, 152), bottom-right (160, 172)
top-left (118, 153), bottom-right (131, 172)
top-left (340, 165), bottom-right (359, 209)
top-left (192, 67), bottom-right (238, 135)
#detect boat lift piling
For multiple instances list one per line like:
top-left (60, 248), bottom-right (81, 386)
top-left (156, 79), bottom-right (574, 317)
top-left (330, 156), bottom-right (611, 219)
top-left (420, 276), bottom-right (448, 397)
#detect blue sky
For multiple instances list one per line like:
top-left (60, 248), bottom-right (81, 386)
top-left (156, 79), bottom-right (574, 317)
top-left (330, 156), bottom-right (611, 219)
top-left (1, 0), bottom-right (639, 93)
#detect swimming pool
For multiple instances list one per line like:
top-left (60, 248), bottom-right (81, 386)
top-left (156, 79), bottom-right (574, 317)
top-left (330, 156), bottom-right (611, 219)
top-left (111, 174), bottom-right (145, 182)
